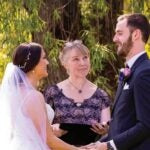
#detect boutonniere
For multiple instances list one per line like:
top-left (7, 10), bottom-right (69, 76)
top-left (119, 67), bottom-right (131, 82)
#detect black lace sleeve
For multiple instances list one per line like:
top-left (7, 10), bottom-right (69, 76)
top-left (97, 88), bottom-right (111, 109)
top-left (44, 85), bottom-right (57, 110)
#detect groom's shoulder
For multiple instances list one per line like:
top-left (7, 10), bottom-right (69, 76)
top-left (135, 59), bottom-right (150, 73)
top-left (133, 61), bottom-right (150, 82)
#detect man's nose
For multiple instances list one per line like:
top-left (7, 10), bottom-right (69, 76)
top-left (113, 34), bottom-right (117, 42)
top-left (46, 59), bottom-right (49, 65)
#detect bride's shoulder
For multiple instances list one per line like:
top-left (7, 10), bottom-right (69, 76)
top-left (28, 89), bottom-right (43, 97)
top-left (26, 90), bottom-right (45, 103)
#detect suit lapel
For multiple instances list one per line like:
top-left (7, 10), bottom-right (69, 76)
top-left (112, 53), bottom-right (148, 113)
top-left (111, 81), bottom-right (124, 113)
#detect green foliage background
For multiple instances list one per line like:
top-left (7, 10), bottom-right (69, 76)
top-left (0, 0), bottom-right (150, 98)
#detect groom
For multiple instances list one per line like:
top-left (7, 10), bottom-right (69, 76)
top-left (86, 13), bottom-right (150, 150)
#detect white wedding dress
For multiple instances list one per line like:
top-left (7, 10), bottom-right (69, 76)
top-left (9, 103), bottom-right (54, 150)
top-left (0, 63), bottom-right (54, 150)
top-left (46, 104), bottom-right (55, 124)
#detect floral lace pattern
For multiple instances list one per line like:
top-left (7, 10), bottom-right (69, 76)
top-left (44, 85), bottom-right (111, 125)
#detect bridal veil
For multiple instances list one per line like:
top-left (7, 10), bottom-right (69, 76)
top-left (0, 63), bottom-right (50, 150)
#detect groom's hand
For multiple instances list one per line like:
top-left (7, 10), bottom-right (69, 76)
top-left (80, 142), bottom-right (96, 149)
top-left (95, 142), bottom-right (107, 150)
top-left (80, 141), bottom-right (107, 150)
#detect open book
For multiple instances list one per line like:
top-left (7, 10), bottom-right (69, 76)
top-left (59, 123), bottom-right (99, 146)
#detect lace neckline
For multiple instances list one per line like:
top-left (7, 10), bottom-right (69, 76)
top-left (54, 84), bottom-right (98, 104)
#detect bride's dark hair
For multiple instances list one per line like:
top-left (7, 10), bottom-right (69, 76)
top-left (13, 42), bottom-right (42, 73)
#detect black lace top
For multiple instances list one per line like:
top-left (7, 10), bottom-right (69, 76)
top-left (44, 85), bottom-right (111, 145)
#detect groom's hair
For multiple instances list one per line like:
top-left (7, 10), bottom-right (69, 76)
top-left (117, 13), bottom-right (150, 43)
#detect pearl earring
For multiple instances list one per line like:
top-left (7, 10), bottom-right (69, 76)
top-left (66, 69), bottom-right (70, 75)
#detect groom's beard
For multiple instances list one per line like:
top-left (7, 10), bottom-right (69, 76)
top-left (116, 34), bottom-right (133, 58)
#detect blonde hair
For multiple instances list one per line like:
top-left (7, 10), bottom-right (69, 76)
top-left (59, 40), bottom-right (89, 65)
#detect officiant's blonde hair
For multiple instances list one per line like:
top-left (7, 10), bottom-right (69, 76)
top-left (59, 40), bottom-right (89, 65)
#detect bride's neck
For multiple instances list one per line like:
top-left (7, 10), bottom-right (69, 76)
top-left (26, 72), bottom-right (38, 89)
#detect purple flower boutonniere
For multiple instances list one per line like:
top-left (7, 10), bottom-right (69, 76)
top-left (119, 67), bottom-right (131, 82)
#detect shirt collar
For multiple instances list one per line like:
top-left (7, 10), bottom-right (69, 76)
top-left (126, 51), bottom-right (145, 68)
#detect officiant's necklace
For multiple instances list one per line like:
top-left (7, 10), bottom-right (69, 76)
top-left (68, 79), bottom-right (86, 94)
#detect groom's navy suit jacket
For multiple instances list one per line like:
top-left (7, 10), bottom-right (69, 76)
top-left (102, 53), bottom-right (150, 150)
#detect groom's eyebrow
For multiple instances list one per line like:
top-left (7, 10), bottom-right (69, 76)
top-left (115, 30), bottom-right (123, 34)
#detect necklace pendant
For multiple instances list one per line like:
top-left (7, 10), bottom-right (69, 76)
top-left (76, 103), bottom-right (82, 107)
top-left (78, 90), bottom-right (82, 93)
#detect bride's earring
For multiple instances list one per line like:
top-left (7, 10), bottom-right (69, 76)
top-left (32, 70), bottom-right (35, 74)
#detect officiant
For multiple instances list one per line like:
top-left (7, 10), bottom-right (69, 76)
top-left (44, 40), bottom-right (111, 146)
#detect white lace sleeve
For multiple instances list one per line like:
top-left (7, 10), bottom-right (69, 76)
top-left (46, 104), bottom-right (54, 124)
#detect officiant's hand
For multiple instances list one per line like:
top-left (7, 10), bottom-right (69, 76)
top-left (91, 122), bottom-right (109, 135)
top-left (51, 123), bottom-right (68, 137)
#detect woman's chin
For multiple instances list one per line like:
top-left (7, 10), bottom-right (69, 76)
top-left (41, 72), bottom-right (49, 79)
top-left (44, 72), bottom-right (49, 77)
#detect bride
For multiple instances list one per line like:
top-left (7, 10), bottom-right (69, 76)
top-left (0, 42), bottom-right (83, 150)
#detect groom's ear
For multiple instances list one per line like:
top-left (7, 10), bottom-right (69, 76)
top-left (132, 29), bottom-right (141, 41)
